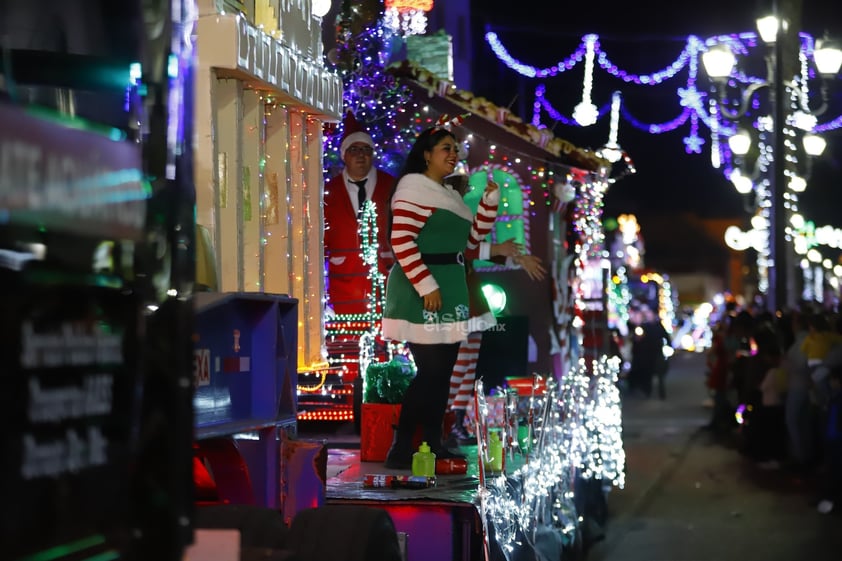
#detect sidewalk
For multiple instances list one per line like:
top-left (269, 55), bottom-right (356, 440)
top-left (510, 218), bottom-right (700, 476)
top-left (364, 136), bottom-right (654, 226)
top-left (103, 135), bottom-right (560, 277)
top-left (590, 350), bottom-right (842, 561)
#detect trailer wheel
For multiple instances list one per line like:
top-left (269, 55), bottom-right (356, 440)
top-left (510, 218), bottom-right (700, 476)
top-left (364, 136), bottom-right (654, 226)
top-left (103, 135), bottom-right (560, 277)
top-left (286, 505), bottom-right (401, 561)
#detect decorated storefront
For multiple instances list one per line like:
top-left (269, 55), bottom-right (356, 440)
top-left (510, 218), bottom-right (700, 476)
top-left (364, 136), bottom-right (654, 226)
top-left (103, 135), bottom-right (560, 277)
top-left (190, 0), bottom-right (343, 513)
top-left (195, 0), bottom-right (343, 373)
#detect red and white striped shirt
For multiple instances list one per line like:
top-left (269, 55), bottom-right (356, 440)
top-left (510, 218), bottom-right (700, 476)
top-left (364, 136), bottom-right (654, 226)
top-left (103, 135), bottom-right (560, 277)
top-left (390, 174), bottom-right (498, 297)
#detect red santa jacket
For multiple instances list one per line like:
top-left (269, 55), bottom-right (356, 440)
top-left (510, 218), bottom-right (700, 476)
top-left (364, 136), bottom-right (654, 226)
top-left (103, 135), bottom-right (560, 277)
top-left (324, 168), bottom-right (395, 315)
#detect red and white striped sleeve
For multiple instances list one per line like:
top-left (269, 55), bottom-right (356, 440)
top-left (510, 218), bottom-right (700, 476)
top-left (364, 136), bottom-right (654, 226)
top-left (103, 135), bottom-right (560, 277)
top-left (466, 191), bottom-right (499, 250)
top-left (391, 199), bottom-right (439, 297)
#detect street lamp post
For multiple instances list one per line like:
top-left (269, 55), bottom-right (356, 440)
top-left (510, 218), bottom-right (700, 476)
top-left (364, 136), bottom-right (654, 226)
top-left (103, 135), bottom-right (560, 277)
top-left (702, 0), bottom-right (841, 312)
top-left (770, 0), bottom-right (791, 313)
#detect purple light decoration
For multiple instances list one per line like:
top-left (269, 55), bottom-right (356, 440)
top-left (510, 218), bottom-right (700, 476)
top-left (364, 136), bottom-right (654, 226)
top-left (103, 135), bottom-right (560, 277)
top-left (684, 116), bottom-right (705, 154)
top-left (596, 35), bottom-right (700, 85)
top-left (815, 114), bottom-right (842, 132)
top-left (532, 84), bottom-right (610, 126)
top-left (500, 27), bottom-right (840, 137)
top-left (486, 32), bottom-right (586, 78)
top-left (620, 105), bottom-right (690, 134)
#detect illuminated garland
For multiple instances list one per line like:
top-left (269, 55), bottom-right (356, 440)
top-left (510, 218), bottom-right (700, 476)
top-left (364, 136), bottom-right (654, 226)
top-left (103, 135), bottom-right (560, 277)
top-left (578, 356), bottom-right (625, 487)
top-left (324, 20), bottom-right (417, 178)
top-left (497, 28), bottom-right (842, 281)
top-left (487, 29), bottom-right (840, 185)
top-left (475, 376), bottom-right (582, 555)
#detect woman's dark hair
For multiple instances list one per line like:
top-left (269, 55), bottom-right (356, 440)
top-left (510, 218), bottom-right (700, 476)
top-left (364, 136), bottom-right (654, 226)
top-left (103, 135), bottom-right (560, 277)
top-left (386, 127), bottom-right (457, 242)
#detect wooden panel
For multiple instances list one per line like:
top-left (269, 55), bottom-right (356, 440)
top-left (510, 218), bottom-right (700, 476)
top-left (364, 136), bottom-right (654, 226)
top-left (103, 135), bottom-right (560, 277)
top-left (263, 105), bottom-right (291, 297)
top-left (214, 78), bottom-right (244, 291)
top-left (241, 89), bottom-right (263, 292)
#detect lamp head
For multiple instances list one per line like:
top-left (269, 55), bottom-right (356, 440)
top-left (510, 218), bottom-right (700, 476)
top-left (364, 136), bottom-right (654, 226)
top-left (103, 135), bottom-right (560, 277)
top-left (756, 15), bottom-right (779, 43)
top-left (814, 37), bottom-right (842, 76)
top-left (313, 0), bottom-right (332, 17)
top-left (803, 133), bottom-right (827, 157)
top-left (730, 168), bottom-right (753, 194)
top-left (702, 44), bottom-right (736, 80)
top-left (728, 128), bottom-right (752, 156)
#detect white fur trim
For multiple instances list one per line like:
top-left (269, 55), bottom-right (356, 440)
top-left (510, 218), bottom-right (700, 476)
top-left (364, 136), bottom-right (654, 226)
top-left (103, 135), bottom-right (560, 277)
top-left (392, 173), bottom-right (473, 221)
top-left (382, 317), bottom-right (471, 344)
top-left (341, 132), bottom-right (375, 158)
top-left (467, 312), bottom-right (497, 334)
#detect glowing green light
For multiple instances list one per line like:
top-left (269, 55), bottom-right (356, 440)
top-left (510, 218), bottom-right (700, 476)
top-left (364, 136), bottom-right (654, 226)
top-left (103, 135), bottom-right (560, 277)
top-left (481, 283), bottom-right (507, 316)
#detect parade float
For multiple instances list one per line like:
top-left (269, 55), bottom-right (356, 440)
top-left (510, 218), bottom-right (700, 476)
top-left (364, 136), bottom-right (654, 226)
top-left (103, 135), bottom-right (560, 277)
top-left (188, 1), bottom-right (632, 558)
top-left (315, 15), bottom-right (630, 551)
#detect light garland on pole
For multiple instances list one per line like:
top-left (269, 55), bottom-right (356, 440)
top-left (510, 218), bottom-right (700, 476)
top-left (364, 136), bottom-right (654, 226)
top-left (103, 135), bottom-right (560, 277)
top-left (487, 25), bottom-right (842, 307)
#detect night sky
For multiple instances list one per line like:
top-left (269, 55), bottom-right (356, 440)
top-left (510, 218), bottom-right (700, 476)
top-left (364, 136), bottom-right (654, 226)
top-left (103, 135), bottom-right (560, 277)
top-left (469, 0), bottom-right (842, 232)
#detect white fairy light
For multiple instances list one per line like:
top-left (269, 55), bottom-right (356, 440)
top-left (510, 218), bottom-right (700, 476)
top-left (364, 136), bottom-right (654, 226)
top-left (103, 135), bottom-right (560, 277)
top-left (573, 35), bottom-right (599, 127)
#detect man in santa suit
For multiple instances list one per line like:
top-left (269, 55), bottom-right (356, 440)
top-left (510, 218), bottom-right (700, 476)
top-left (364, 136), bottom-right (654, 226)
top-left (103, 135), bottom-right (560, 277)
top-left (323, 117), bottom-right (395, 315)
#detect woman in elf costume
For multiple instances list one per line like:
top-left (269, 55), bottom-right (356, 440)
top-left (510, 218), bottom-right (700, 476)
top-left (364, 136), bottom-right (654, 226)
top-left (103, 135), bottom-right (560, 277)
top-left (382, 125), bottom-right (499, 469)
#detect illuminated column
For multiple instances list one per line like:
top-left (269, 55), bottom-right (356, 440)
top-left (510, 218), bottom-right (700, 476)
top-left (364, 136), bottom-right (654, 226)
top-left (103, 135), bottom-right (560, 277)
top-left (242, 89), bottom-right (264, 292)
top-left (287, 109), bottom-right (307, 366)
top-left (263, 104), bottom-right (291, 297)
top-left (215, 78), bottom-right (244, 291)
top-left (304, 115), bottom-right (327, 366)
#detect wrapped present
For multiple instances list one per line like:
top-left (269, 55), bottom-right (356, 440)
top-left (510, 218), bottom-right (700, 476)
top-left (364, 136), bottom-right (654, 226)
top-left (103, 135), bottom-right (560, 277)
top-left (360, 402), bottom-right (402, 462)
top-left (361, 358), bottom-right (416, 462)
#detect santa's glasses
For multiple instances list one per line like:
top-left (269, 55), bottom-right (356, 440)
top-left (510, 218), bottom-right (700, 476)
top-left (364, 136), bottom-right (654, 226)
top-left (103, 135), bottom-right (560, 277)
top-left (346, 145), bottom-right (374, 156)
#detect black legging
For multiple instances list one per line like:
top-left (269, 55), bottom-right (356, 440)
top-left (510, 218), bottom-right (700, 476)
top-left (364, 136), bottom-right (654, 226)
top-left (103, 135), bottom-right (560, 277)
top-left (397, 342), bottom-right (461, 447)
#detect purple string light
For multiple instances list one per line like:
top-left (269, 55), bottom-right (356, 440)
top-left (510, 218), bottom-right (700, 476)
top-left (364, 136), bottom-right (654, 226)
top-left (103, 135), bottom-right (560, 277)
top-left (596, 36), bottom-right (701, 85)
top-left (486, 31), bottom-right (586, 78)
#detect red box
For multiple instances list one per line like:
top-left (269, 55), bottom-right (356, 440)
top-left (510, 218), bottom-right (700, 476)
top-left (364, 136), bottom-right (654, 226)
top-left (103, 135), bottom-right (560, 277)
top-left (360, 403), bottom-right (401, 462)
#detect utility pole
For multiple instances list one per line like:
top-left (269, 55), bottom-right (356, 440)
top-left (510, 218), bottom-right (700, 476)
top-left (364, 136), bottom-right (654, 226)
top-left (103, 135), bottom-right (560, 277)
top-left (768, 0), bottom-right (802, 312)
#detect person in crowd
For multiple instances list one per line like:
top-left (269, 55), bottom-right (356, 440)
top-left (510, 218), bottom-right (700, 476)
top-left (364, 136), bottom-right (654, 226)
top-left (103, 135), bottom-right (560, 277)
top-left (728, 310), bottom-right (756, 409)
top-left (323, 111), bottom-right (395, 315)
top-left (801, 313), bottom-right (842, 408)
top-left (627, 305), bottom-right (671, 399)
top-left (704, 318), bottom-right (736, 434)
top-left (381, 126), bottom-right (499, 469)
top-left (816, 366), bottom-right (842, 514)
top-left (753, 354), bottom-right (788, 469)
top-left (446, 237), bottom-right (547, 445)
top-left (782, 310), bottom-right (815, 471)
top-left (739, 311), bottom-right (781, 460)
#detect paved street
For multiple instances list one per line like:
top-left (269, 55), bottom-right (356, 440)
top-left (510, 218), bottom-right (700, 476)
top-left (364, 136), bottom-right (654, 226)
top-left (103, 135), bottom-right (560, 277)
top-left (590, 350), bottom-right (842, 561)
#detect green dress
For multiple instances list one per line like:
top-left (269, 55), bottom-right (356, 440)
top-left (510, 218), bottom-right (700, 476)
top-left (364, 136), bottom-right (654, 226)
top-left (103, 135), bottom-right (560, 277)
top-left (383, 173), bottom-right (498, 344)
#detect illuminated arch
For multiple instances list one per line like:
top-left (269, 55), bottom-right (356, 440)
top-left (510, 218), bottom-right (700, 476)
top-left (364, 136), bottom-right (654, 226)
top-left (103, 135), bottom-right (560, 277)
top-left (462, 165), bottom-right (530, 271)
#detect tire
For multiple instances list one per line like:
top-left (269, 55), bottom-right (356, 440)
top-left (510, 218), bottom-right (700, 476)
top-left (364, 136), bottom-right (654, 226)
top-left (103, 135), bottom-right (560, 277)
top-left (286, 505), bottom-right (401, 561)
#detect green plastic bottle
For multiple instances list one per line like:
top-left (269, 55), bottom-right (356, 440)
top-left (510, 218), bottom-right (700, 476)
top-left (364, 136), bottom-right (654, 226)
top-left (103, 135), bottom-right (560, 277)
top-left (411, 441), bottom-right (436, 477)
top-left (484, 430), bottom-right (504, 473)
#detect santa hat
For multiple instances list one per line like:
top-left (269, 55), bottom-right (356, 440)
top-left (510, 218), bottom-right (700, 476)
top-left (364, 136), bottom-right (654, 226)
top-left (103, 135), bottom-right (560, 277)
top-left (340, 110), bottom-right (375, 158)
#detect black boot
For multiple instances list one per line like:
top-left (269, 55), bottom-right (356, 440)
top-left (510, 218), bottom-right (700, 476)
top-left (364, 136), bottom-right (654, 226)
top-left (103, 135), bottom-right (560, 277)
top-left (424, 421), bottom-right (466, 461)
top-left (384, 428), bottom-right (413, 470)
top-left (449, 409), bottom-right (476, 445)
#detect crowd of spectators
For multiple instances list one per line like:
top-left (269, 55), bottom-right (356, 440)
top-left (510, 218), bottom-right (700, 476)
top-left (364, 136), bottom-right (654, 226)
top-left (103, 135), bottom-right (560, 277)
top-left (702, 300), bottom-right (842, 515)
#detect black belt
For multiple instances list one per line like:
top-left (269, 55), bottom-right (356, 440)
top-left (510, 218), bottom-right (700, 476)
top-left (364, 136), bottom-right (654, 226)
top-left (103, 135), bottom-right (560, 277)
top-left (421, 252), bottom-right (465, 266)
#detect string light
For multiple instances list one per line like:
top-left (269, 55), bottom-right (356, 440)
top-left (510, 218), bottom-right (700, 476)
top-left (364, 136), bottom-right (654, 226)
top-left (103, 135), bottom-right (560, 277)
top-left (500, 29), bottom-right (838, 174)
top-left (572, 35), bottom-right (599, 127)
